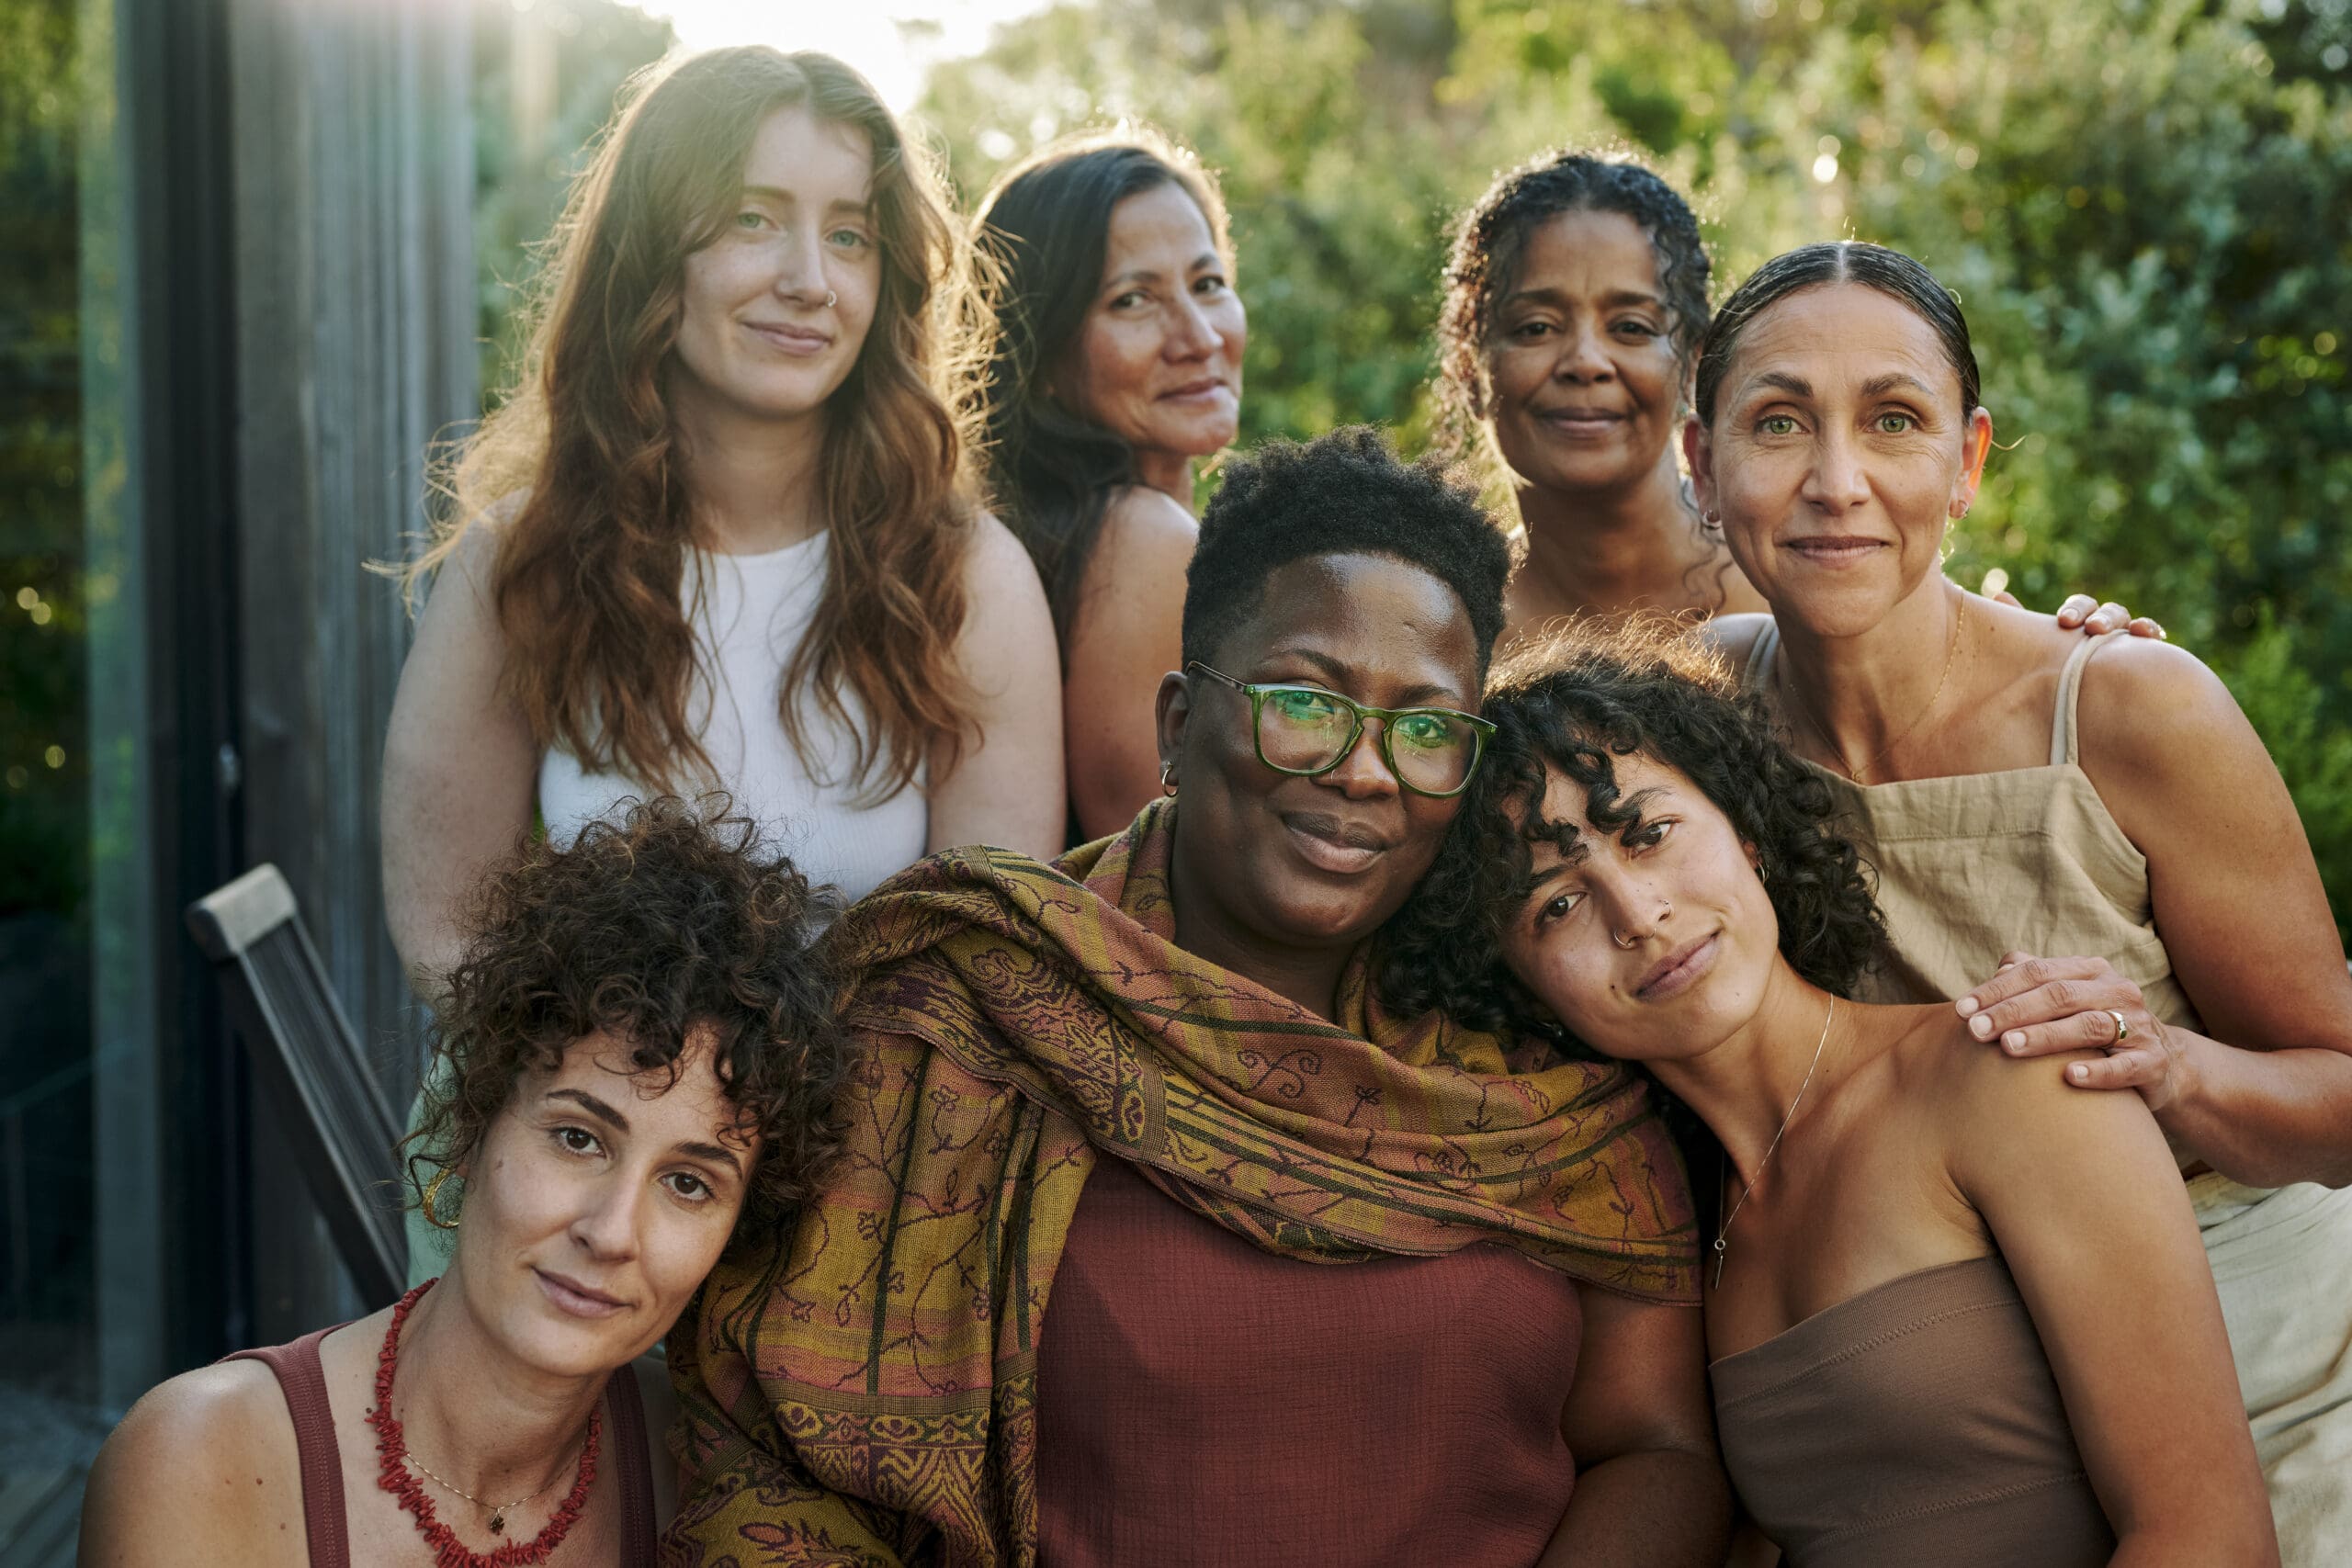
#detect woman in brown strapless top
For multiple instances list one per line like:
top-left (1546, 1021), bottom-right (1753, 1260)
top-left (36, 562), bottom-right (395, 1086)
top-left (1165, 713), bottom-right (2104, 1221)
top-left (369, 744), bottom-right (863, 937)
top-left (1385, 626), bottom-right (2278, 1566)
top-left (78, 803), bottom-right (850, 1566)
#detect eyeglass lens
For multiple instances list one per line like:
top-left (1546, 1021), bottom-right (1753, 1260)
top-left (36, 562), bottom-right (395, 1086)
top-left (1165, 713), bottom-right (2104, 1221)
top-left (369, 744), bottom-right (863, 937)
top-left (1257, 688), bottom-right (1477, 794)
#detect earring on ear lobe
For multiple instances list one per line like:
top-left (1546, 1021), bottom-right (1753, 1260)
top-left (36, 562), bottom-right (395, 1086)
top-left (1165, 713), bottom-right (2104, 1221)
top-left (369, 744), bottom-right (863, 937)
top-left (1159, 764), bottom-right (1178, 797)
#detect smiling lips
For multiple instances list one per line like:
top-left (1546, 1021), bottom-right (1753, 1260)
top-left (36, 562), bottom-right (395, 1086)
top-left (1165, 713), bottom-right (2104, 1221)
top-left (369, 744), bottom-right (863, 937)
top-left (1159, 376), bottom-right (1234, 405)
top-left (1534, 405), bottom-right (1628, 437)
top-left (535, 1268), bottom-right (628, 1320)
top-left (1781, 534), bottom-right (1891, 567)
top-left (743, 320), bottom-right (831, 355)
top-left (1634, 932), bottom-right (1719, 1001)
top-left (1283, 812), bottom-right (1397, 875)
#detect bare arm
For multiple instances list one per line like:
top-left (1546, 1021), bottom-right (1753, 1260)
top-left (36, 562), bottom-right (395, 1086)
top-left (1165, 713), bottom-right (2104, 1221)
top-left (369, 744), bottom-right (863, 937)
top-left (1543, 1291), bottom-right (1731, 1567)
top-left (924, 512), bottom-right (1065, 863)
top-left (80, 1364), bottom-right (298, 1567)
top-left (1064, 488), bottom-right (1195, 843)
top-left (1953, 1043), bottom-right (2276, 1565)
top-left (1957, 638), bottom-right (2352, 1188)
top-left (381, 524), bottom-right (539, 998)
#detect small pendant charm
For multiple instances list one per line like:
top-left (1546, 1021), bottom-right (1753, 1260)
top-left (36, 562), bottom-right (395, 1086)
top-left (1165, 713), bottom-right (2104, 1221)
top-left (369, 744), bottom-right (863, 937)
top-left (489, 1510), bottom-right (505, 1535)
top-left (1712, 1236), bottom-right (1728, 1291)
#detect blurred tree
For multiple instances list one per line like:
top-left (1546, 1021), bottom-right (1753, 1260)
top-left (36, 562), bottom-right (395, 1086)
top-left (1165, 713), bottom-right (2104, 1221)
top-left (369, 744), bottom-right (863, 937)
top-left (471, 0), bottom-right (673, 403)
top-left (920, 0), bottom-right (2352, 931)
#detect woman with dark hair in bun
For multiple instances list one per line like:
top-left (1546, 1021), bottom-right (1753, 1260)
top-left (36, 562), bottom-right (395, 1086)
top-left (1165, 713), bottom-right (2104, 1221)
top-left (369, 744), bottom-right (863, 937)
top-left (668, 429), bottom-right (1729, 1568)
top-left (1434, 148), bottom-right (2142, 643)
top-left (1688, 240), bottom-right (2352, 1562)
top-left (82, 801), bottom-right (852, 1567)
top-left (1385, 624), bottom-right (2275, 1565)
top-left (968, 128), bottom-right (1247, 841)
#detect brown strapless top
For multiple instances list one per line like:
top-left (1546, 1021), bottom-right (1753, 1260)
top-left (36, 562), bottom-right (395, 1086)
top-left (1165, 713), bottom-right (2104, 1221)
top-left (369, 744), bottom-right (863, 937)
top-left (1711, 1254), bottom-right (2114, 1567)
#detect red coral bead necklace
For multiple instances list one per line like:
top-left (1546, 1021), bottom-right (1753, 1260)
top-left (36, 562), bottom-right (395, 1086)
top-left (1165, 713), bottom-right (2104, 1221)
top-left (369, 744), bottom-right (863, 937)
top-left (364, 1278), bottom-right (604, 1567)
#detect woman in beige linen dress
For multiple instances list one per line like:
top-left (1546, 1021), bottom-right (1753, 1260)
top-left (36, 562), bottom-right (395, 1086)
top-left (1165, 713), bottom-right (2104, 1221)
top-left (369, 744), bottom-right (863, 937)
top-left (1690, 239), bottom-right (2352, 1563)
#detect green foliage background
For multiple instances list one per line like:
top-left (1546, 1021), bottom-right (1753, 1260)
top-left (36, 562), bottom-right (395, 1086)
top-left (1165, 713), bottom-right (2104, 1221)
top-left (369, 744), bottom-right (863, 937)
top-left (469, 0), bottom-right (2352, 930)
top-left (914, 0), bottom-right (2352, 928)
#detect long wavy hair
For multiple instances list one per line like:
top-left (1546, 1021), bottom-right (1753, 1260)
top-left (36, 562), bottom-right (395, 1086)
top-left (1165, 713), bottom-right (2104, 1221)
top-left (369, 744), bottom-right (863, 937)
top-left (967, 128), bottom-right (1231, 650)
top-left (410, 48), bottom-right (978, 801)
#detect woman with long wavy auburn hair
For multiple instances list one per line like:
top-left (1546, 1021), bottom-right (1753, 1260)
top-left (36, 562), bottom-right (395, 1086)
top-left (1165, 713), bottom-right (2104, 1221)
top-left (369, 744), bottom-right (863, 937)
top-left (381, 47), bottom-right (1064, 995)
top-left (967, 128), bottom-right (1246, 842)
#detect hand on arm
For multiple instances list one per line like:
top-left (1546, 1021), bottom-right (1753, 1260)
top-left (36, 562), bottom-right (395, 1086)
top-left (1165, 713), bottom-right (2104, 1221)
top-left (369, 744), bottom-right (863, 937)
top-left (1958, 638), bottom-right (2352, 1189)
top-left (1063, 488), bottom-right (1196, 842)
top-left (923, 512), bottom-right (1066, 863)
top-left (1543, 1290), bottom-right (1731, 1568)
top-left (381, 525), bottom-right (538, 1000)
top-left (1953, 1044), bottom-right (2277, 1565)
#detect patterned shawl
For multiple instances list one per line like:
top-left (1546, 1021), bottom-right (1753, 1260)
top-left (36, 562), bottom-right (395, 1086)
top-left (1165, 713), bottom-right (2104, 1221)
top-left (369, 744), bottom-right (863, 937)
top-left (662, 798), bottom-right (1696, 1567)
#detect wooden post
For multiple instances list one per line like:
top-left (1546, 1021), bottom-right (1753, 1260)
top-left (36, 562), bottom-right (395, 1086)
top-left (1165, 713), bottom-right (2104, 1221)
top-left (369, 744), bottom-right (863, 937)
top-left (224, 0), bottom-right (474, 1338)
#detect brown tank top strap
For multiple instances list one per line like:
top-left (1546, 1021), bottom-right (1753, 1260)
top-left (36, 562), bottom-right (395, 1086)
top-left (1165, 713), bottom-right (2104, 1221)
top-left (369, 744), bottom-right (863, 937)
top-left (221, 1326), bottom-right (352, 1568)
top-left (2048, 628), bottom-right (2127, 766)
top-left (605, 1360), bottom-right (660, 1565)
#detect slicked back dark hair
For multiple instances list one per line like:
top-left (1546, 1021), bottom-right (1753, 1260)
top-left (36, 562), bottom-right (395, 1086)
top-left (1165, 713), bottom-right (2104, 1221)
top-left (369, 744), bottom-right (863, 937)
top-left (1437, 147), bottom-right (1711, 451)
top-left (1696, 241), bottom-right (1981, 427)
top-left (969, 129), bottom-right (1232, 655)
top-left (1182, 425), bottom-right (1512, 674)
top-left (1377, 618), bottom-right (1883, 1039)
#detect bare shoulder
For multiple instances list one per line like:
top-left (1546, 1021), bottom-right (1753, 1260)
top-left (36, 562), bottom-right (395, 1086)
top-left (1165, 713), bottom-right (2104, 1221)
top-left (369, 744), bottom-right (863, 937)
top-left (2071, 633), bottom-right (2250, 773)
top-left (82, 1359), bottom-right (300, 1562)
top-left (1695, 611), bottom-right (1773, 668)
top-left (1096, 484), bottom-right (1199, 559)
top-left (1918, 1015), bottom-right (2161, 1179)
top-left (962, 507), bottom-right (1051, 596)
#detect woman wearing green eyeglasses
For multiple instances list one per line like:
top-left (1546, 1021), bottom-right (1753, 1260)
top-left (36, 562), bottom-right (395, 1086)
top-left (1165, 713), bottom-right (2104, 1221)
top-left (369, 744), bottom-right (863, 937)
top-left (662, 427), bottom-right (1725, 1568)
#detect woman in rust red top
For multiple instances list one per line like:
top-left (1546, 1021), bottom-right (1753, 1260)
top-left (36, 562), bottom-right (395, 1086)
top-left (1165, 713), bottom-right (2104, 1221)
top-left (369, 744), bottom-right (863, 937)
top-left (667, 429), bottom-right (1725, 1566)
top-left (78, 801), bottom-right (852, 1567)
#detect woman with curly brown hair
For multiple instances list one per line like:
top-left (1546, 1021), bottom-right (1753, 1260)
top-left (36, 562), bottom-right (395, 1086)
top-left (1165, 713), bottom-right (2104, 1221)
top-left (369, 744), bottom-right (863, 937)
top-left (1383, 626), bottom-right (2275, 1566)
top-left (382, 47), bottom-right (1063, 994)
top-left (80, 800), bottom-right (852, 1568)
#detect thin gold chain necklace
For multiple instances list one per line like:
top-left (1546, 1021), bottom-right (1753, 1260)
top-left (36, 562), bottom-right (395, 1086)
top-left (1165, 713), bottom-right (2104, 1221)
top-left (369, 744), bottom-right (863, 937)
top-left (1713, 996), bottom-right (1836, 1291)
top-left (402, 1435), bottom-right (579, 1536)
top-left (1779, 596), bottom-right (1968, 783)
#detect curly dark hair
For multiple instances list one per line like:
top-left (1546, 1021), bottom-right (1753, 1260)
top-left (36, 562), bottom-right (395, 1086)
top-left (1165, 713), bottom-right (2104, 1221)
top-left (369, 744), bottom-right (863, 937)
top-left (1182, 424), bottom-right (1512, 674)
top-left (968, 128), bottom-right (1232, 656)
top-left (403, 797), bottom-right (854, 1244)
top-left (1376, 618), bottom-right (1883, 1040)
top-left (1435, 147), bottom-right (1711, 457)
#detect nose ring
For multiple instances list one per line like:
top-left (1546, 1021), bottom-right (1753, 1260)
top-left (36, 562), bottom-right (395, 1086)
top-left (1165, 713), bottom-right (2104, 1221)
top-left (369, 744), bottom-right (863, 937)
top-left (1612, 929), bottom-right (1636, 951)
top-left (824, 288), bottom-right (836, 309)
top-left (1611, 898), bottom-right (1671, 951)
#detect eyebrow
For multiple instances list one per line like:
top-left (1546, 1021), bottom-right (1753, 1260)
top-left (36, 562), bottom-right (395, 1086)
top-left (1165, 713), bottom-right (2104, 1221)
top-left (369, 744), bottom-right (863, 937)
top-left (1257, 647), bottom-right (1462, 708)
top-left (547, 1087), bottom-right (746, 1178)
top-left (1746, 370), bottom-right (1814, 400)
top-left (1860, 371), bottom-right (1937, 400)
top-left (740, 185), bottom-right (870, 218)
top-left (1104, 251), bottom-right (1223, 292)
top-left (1501, 286), bottom-right (1662, 310)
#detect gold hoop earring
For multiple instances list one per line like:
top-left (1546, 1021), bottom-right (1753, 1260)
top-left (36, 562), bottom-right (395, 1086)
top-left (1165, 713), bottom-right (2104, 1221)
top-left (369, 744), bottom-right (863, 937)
top-left (1159, 764), bottom-right (1178, 797)
top-left (421, 1168), bottom-right (461, 1231)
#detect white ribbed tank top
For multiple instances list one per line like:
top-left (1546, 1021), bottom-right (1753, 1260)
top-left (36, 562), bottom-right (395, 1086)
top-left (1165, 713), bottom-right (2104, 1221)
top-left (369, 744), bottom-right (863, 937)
top-left (536, 534), bottom-right (929, 906)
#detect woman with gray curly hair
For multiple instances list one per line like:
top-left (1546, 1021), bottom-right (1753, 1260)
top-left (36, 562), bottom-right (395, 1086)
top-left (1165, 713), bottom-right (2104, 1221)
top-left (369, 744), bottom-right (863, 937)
top-left (80, 798), bottom-right (851, 1568)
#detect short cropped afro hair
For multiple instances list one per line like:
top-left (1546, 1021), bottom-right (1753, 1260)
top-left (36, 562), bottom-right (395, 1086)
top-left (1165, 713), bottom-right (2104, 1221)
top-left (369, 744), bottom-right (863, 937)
top-left (1182, 425), bottom-right (1512, 675)
top-left (404, 796), bottom-right (854, 1246)
top-left (1377, 618), bottom-right (1883, 1037)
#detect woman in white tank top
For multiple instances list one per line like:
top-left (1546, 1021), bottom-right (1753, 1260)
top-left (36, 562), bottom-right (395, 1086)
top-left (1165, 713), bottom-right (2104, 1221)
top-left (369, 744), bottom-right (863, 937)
top-left (382, 48), bottom-right (1064, 987)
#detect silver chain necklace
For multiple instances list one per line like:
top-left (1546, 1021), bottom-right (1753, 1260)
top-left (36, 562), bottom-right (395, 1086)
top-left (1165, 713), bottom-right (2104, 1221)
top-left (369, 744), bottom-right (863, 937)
top-left (1713, 995), bottom-right (1837, 1291)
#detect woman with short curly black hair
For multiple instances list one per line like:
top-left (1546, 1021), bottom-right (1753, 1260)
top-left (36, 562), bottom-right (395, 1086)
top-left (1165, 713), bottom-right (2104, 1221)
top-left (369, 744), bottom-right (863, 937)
top-left (1385, 623), bottom-right (2273, 1566)
top-left (83, 799), bottom-right (851, 1567)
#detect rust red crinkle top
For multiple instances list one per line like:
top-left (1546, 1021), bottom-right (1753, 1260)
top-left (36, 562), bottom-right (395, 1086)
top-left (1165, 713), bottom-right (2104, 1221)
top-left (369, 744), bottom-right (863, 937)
top-left (1035, 1152), bottom-right (1589, 1567)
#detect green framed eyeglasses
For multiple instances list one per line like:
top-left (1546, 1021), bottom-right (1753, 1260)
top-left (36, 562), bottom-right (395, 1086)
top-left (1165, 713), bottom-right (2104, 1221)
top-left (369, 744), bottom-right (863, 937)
top-left (1185, 661), bottom-right (1496, 799)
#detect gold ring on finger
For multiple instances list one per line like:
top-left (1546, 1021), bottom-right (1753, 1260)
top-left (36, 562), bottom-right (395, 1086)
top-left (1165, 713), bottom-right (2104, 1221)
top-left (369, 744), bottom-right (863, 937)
top-left (2104, 1009), bottom-right (2130, 1046)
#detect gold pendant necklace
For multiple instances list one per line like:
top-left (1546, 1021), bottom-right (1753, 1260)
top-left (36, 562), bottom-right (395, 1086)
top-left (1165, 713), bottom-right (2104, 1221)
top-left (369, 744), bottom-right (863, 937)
top-left (1713, 996), bottom-right (1837, 1291)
